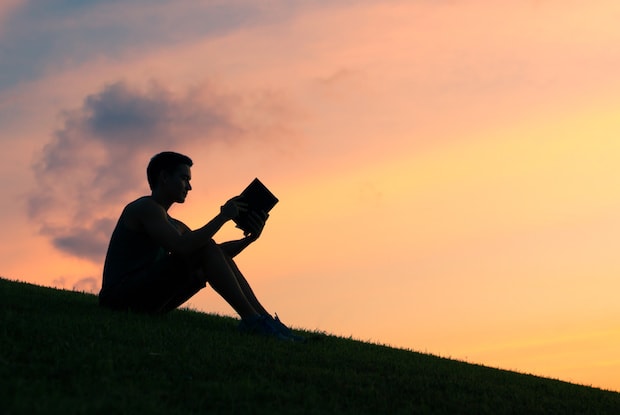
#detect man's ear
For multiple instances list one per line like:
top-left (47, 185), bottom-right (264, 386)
top-left (158, 170), bottom-right (169, 186)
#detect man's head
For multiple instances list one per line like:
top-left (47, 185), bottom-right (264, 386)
top-left (147, 151), bottom-right (193, 191)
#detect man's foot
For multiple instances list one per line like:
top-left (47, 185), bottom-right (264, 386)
top-left (271, 314), bottom-right (306, 342)
top-left (238, 315), bottom-right (293, 341)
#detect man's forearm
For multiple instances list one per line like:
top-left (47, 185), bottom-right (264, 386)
top-left (219, 237), bottom-right (254, 258)
top-left (173, 213), bottom-right (228, 255)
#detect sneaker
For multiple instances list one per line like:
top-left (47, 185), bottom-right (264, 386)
top-left (239, 315), bottom-right (293, 341)
top-left (271, 314), bottom-right (306, 342)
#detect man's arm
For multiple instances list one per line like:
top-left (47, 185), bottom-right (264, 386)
top-left (128, 197), bottom-right (245, 257)
top-left (219, 238), bottom-right (254, 258)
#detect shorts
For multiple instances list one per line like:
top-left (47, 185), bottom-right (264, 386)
top-left (99, 253), bottom-right (207, 314)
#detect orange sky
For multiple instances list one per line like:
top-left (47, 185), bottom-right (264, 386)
top-left (1, 0), bottom-right (619, 391)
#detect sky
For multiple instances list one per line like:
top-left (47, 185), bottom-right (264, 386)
top-left (1, 0), bottom-right (620, 392)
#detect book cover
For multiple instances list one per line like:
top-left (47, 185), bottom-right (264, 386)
top-left (233, 178), bottom-right (279, 233)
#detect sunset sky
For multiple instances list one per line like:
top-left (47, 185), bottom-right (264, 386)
top-left (2, 0), bottom-right (620, 392)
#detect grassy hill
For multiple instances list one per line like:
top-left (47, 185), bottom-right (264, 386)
top-left (1, 277), bottom-right (619, 414)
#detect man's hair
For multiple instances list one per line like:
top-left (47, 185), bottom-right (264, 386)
top-left (146, 151), bottom-right (193, 190)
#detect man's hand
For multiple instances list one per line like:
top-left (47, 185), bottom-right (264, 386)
top-left (220, 196), bottom-right (248, 220)
top-left (218, 209), bottom-right (270, 257)
top-left (243, 210), bottom-right (269, 241)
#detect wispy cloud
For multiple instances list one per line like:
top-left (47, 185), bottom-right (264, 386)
top-left (0, 0), bottom-right (364, 91)
top-left (72, 276), bottom-right (99, 294)
top-left (0, 0), bottom-right (259, 90)
top-left (0, 0), bottom-right (23, 24)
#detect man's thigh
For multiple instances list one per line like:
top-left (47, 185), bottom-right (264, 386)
top-left (104, 254), bottom-right (205, 313)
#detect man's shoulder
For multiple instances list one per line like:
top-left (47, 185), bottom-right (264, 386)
top-left (126, 196), bottom-right (158, 209)
top-left (120, 197), bottom-right (166, 231)
top-left (123, 196), bottom-right (164, 217)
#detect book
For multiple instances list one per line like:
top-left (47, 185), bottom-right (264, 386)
top-left (233, 178), bottom-right (279, 233)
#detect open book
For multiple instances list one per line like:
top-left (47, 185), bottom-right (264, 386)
top-left (233, 178), bottom-right (279, 233)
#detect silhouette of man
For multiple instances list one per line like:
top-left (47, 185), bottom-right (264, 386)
top-left (99, 151), bottom-right (300, 341)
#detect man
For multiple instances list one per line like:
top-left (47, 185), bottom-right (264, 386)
top-left (99, 151), bottom-right (300, 341)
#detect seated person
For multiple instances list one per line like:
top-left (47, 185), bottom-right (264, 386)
top-left (98, 151), bottom-right (300, 341)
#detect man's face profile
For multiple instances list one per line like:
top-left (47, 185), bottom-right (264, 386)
top-left (162, 164), bottom-right (192, 203)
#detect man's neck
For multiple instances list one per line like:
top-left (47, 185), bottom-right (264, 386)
top-left (150, 192), bottom-right (173, 211)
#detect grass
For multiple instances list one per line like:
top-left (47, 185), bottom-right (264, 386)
top-left (1, 277), bottom-right (619, 414)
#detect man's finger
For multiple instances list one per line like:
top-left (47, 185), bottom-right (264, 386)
top-left (235, 201), bottom-right (249, 212)
top-left (250, 210), bottom-right (266, 223)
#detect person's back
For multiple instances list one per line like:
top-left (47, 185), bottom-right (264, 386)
top-left (99, 198), bottom-right (168, 304)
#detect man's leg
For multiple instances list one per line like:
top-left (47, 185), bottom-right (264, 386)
top-left (223, 253), bottom-right (304, 341)
top-left (223, 255), bottom-right (270, 316)
top-left (199, 240), bottom-right (302, 341)
top-left (100, 255), bottom-right (206, 314)
top-left (199, 240), bottom-right (264, 320)
top-left (157, 269), bottom-right (207, 313)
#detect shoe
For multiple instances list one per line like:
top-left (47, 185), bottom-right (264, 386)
top-left (239, 315), bottom-right (293, 341)
top-left (271, 314), bottom-right (306, 342)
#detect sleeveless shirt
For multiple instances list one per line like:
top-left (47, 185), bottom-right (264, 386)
top-left (100, 202), bottom-right (169, 296)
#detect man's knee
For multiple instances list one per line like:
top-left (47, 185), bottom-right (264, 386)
top-left (205, 238), bottom-right (218, 249)
top-left (200, 238), bottom-right (226, 259)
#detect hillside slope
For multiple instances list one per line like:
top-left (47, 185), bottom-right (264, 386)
top-left (1, 277), bottom-right (619, 414)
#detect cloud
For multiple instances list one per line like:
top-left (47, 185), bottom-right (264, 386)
top-left (47, 218), bottom-right (117, 262)
top-left (0, 0), bottom-right (350, 91)
top-left (52, 275), bottom-right (99, 294)
top-left (0, 0), bottom-right (23, 26)
top-left (72, 277), bottom-right (99, 294)
top-left (28, 79), bottom-right (282, 263)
